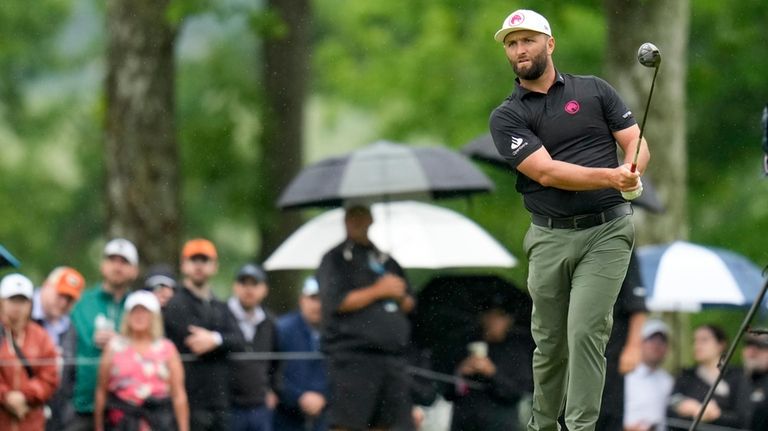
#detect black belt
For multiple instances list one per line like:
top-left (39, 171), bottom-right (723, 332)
top-left (531, 203), bottom-right (633, 230)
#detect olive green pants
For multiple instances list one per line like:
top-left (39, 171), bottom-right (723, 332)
top-left (524, 216), bottom-right (634, 431)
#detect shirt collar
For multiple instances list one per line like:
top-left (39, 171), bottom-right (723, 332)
top-left (227, 297), bottom-right (265, 325)
top-left (514, 69), bottom-right (566, 99)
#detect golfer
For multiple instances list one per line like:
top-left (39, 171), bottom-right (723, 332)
top-left (488, 9), bottom-right (650, 431)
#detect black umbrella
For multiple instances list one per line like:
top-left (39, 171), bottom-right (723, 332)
top-left (412, 274), bottom-right (532, 375)
top-left (461, 134), bottom-right (665, 213)
top-left (278, 140), bottom-right (494, 210)
top-left (0, 245), bottom-right (19, 268)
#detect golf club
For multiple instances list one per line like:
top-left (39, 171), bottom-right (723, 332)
top-left (630, 42), bottom-right (661, 173)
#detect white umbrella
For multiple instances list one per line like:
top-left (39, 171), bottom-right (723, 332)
top-left (637, 240), bottom-right (767, 312)
top-left (264, 201), bottom-right (517, 270)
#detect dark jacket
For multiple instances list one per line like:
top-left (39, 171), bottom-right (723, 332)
top-left (668, 366), bottom-right (751, 429)
top-left (747, 370), bottom-right (768, 431)
top-left (226, 302), bottom-right (279, 408)
top-left (445, 329), bottom-right (535, 431)
top-left (275, 312), bottom-right (327, 408)
top-left (163, 286), bottom-right (242, 410)
top-left (274, 312), bottom-right (328, 431)
top-left (317, 240), bottom-right (411, 355)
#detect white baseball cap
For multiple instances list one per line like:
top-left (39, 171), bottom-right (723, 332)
top-left (494, 9), bottom-right (553, 43)
top-left (104, 238), bottom-right (139, 266)
top-left (642, 319), bottom-right (670, 340)
top-left (302, 277), bottom-right (320, 296)
top-left (0, 273), bottom-right (34, 300)
top-left (124, 290), bottom-right (161, 314)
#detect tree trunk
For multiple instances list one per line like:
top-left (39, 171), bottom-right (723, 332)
top-left (603, 0), bottom-right (690, 244)
top-left (105, 0), bottom-right (180, 267)
top-left (258, 0), bottom-right (310, 311)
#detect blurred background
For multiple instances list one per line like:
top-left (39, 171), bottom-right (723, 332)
top-left (1, 0), bottom-right (767, 355)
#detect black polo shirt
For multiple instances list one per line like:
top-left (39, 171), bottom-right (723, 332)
top-left (489, 72), bottom-right (636, 217)
top-left (316, 239), bottom-right (411, 355)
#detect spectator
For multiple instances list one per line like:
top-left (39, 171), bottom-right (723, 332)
top-left (597, 252), bottom-right (647, 431)
top-left (32, 266), bottom-right (85, 431)
top-left (94, 291), bottom-right (189, 431)
top-left (163, 238), bottom-right (242, 431)
top-left (274, 277), bottom-right (328, 431)
top-left (668, 324), bottom-right (751, 430)
top-left (226, 263), bottom-right (278, 431)
top-left (623, 319), bottom-right (674, 431)
top-left (143, 264), bottom-right (177, 308)
top-left (0, 273), bottom-right (60, 431)
top-left (446, 294), bottom-right (534, 431)
top-left (316, 204), bottom-right (415, 431)
top-left (69, 238), bottom-right (140, 431)
top-left (742, 333), bottom-right (768, 431)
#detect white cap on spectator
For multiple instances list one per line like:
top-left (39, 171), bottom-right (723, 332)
top-left (0, 273), bottom-right (34, 299)
top-left (642, 319), bottom-right (670, 340)
top-left (124, 290), bottom-right (161, 314)
top-left (104, 238), bottom-right (139, 266)
top-left (302, 277), bottom-right (320, 296)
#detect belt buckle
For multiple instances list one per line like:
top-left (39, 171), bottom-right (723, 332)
top-left (572, 214), bottom-right (594, 230)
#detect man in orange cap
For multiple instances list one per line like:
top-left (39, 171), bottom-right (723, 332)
top-left (164, 238), bottom-right (242, 431)
top-left (33, 266), bottom-right (86, 346)
top-left (32, 266), bottom-right (86, 430)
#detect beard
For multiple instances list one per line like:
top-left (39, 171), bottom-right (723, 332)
top-left (512, 49), bottom-right (548, 80)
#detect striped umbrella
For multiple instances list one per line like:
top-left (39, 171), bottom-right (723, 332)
top-left (637, 240), bottom-right (766, 311)
top-left (277, 140), bottom-right (493, 210)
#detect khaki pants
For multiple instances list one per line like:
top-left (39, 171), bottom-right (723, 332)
top-left (524, 216), bottom-right (634, 431)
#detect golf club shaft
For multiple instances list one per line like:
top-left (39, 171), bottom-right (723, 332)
top-left (631, 64), bottom-right (660, 173)
top-left (687, 274), bottom-right (768, 431)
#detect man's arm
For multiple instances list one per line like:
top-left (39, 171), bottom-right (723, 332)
top-left (337, 274), bottom-right (406, 313)
top-left (614, 124), bottom-right (651, 175)
top-left (516, 146), bottom-right (640, 191)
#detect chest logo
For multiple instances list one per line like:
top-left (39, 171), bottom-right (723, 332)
top-left (510, 136), bottom-right (524, 150)
top-left (564, 100), bottom-right (580, 114)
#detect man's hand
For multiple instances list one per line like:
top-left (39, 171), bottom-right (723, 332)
top-left (376, 274), bottom-right (407, 299)
top-left (676, 398), bottom-right (702, 417)
top-left (185, 325), bottom-right (220, 355)
top-left (619, 342), bottom-right (642, 375)
top-left (266, 390), bottom-right (279, 410)
top-left (299, 391), bottom-right (326, 417)
top-left (621, 178), bottom-right (644, 200)
top-left (93, 329), bottom-right (117, 349)
top-left (457, 356), bottom-right (497, 377)
top-left (611, 163), bottom-right (641, 192)
top-left (4, 390), bottom-right (28, 419)
top-left (701, 400), bottom-right (722, 422)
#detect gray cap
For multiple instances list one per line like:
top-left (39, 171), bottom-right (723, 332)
top-left (236, 263), bottom-right (268, 283)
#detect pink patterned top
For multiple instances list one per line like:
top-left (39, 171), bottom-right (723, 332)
top-left (107, 336), bottom-right (178, 405)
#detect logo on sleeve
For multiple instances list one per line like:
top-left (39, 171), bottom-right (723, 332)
top-left (622, 110), bottom-right (633, 119)
top-left (564, 100), bottom-right (580, 114)
top-left (509, 136), bottom-right (528, 155)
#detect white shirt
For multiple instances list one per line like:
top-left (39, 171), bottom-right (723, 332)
top-left (227, 297), bottom-right (266, 342)
top-left (624, 362), bottom-right (674, 429)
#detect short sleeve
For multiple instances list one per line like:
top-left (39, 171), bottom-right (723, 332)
top-left (594, 77), bottom-right (636, 132)
top-left (489, 105), bottom-right (544, 169)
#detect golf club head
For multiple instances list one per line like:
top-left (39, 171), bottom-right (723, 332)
top-left (637, 42), bottom-right (661, 68)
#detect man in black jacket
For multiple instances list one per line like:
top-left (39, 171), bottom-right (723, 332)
top-left (226, 263), bottom-right (279, 431)
top-left (316, 204), bottom-right (415, 431)
top-left (446, 295), bottom-right (535, 431)
top-left (163, 238), bottom-right (243, 431)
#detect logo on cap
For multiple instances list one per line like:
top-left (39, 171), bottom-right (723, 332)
top-left (509, 13), bottom-right (525, 26)
top-left (565, 100), bottom-right (580, 114)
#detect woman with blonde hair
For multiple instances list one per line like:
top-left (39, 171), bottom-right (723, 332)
top-left (94, 291), bottom-right (188, 431)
